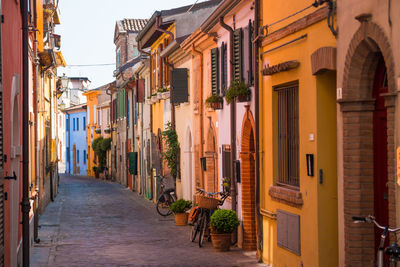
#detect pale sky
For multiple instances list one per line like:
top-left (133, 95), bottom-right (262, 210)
top-left (57, 0), bottom-right (205, 89)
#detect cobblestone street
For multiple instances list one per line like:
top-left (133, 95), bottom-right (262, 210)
top-left (31, 175), bottom-right (265, 267)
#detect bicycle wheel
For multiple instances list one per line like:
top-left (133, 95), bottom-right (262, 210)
top-left (198, 211), bottom-right (209, 247)
top-left (190, 209), bottom-right (202, 242)
top-left (156, 193), bottom-right (172, 216)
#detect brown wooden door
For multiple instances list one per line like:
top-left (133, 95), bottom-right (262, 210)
top-left (373, 57), bottom-right (389, 254)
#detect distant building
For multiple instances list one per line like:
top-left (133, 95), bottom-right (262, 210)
top-left (63, 104), bottom-right (87, 175)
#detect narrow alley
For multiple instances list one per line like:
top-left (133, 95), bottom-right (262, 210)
top-left (31, 175), bottom-right (264, 267)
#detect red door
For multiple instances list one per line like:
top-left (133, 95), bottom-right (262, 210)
top-left (373, 57), bottom-right (389, 254)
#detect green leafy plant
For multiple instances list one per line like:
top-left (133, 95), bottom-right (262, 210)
top-left (161, 122), bottom-right (180, 179)
top-left (92, 137), bottom-right (111, 172)
top-left (151, 93), bottom-right (157, 97)
top-left (92, 166), bottom-right (99, 173)
top-left (158, 88), bottom-right (169, 93)
top-left (210, 209), bottom-right (240, 234)
top-left (205, 95), bottom-right (223, 106)
top-left (225, 80), bottom-right (250, 104)
top-left (170, 199), bottom-right (192, 214)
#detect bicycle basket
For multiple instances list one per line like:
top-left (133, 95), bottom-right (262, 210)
top-left (196, 195), bottom-right (219, 210)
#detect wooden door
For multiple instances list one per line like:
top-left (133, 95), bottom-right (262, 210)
top-left (373, 57), bottom-right (389, 253)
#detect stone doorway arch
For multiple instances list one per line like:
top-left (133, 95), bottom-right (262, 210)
top-left (240, 107), bottom-right (256, 251)
top-left (339, 19), bottom-right (397, 266)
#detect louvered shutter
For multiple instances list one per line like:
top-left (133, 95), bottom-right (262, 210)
top-left (171, 68), bottom-right (188, 104)
top-left (136, 79), bottom-right (145, 103)
top-left (233, 28), bottom-right (243, 82)
top-left (221, 42), bottom-right (227, 93)
top-left (0, 12), bottom-right (4, 264)
top-left (211, 48), bottom-right (219, 95)
top-left (243, 26), bottom-right (250, 84)
top-left (248, 20), bottom-right (254, 85)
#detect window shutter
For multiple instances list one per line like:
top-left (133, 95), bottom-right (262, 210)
top-left (222, 145), bottom-right (231, 179)
top-left (221, 42), bottom-right (227, 93)
top-left (243, 26), bottom-right (250, 84)
top-left (171, 68), bottom-right (188, 104)
top-left (211, 47), bottom-right (219, 95)
top-left (248, 20), bottom-right (254, 85)
top-left (233, 28), bottom-right (243, 81)
top-left (137, 79), bottom-right (145, 103)
top-left (129, 152), bottom-right (138, 175)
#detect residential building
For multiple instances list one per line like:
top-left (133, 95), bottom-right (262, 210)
top-left (112, 18), bottom-right (147, 188)
top-left (64, 104), bottom-right (87, 175)
top-left (136, 0), bottom-right (222, 201)
top-left (259, 1), bottom-right (337, 266)
top-left (336, 0), bottom-right (400, 266)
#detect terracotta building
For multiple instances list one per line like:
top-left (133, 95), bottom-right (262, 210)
top-left (336, 0), bottom-right (400, 266)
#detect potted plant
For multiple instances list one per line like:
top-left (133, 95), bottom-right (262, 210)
top-left (205, 95), bottom-right (223, 110)
top-left (170, 199), bottom-right (192, 226)
top-left (151, 93), bottom-right (158, 103)
top-left (210, 209), bottom-right (240, 252)
top-left (225, 80), bottom-right (251, 104)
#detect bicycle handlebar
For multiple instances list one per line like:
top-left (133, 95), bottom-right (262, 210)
top-left (352, 215), bottom-right (400, 232)
top-left (196, 187), bottom-right (228, 197)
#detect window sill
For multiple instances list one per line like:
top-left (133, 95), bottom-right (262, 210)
top-left (268, 185), bottom-right (303, 208)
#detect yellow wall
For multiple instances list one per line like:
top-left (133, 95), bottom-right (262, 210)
top-left (260, 3), bottom-right (337, 266)
top-left (83, 90), bottom-right (101, 176)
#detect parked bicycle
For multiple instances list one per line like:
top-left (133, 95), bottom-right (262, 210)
top-left (190, 188), bottom-right (229, 247)
top-left (353, 215), bottom-right (400, 267)
top-left (156, 175), bottom-right (176, 216)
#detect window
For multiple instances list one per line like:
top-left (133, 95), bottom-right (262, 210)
top-left (94, 105), bottom-right (97, 124)
top-left (127, 99), bottom-right (130, 127)
top-left (107, 109), bottom-right (110, 125)
top-left (233, 28), bottom-right (243, 81)
top-left (116, 48), bottom-right (121, 69)
top-left (275, 84), bottom-right (299, 187)
top-left (77, 150), bottom-right (80, 163)
top-left (211, 47), bottom-right (219, 95)
top-left (221, 42), bottom-right (227, 93)
top-left (222, 145), bottom-right (231, 179)
top-left (66, 147), bottom-right (70, 162)
top-left (83, 116), bottom-right (86, 129)
top-left (73, 118), bottom-right (76, 131)
top-left (98, 109), bottom-right (101, 126)
top-left (66, 118), bottom-right (69, 131)
top-left (83, 150), bottom-right (87, 164)
top-left (87, 107), bottom-right (90, 125)
top-left (133, 46), bottom-right (139, 58)
top-left (77, 118), bottom-right (79, 131)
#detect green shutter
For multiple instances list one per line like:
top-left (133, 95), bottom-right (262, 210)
top-left (129, 152), bottom-right (138, 175)
top-left (211, 47), bottom-right (219, 95)
top-left (171, 68), bottom-right (189, 104)
top-left (233, 28), bottom-right (243, 82)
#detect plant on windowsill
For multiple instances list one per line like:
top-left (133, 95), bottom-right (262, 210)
top-left (210, 209), bottom-right (240, 252)
top-left (161, 122), bottom-right (180, 179)
top-left (151, 93), bottom-right (158, 103)
top-left (205, 95), bottom-right (223, 110)
top-left (222, 177), bottom-right (231, 194)
top-left (158, 88), bottom-right (170, 100)
top-left (225, 80), bottom-right (251, 104)
top-left (170, 199), bottom-right (192, 226)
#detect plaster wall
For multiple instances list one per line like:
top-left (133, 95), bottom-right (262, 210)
top-left (65, 111), bottom-right (87, 175)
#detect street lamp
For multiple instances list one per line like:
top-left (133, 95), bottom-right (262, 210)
top-left (60, 73), bottom-right (69, 90)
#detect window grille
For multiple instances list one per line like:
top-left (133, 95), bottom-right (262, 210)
top-left (275, 84), bottom-right (299, 187)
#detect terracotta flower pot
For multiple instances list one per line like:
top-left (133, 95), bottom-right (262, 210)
top-left (211, 232), bottom-right (231, 252)
top-left (174, 213), bottom-right (188, 226)
top-left (210, 101), bottom-right (223, 110)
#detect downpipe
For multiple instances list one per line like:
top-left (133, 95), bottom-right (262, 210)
top-left (21, 0), bottom-right (31, 265)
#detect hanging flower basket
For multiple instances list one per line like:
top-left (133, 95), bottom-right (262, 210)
top-left (161, 91), bottom-right (170, 99)
top-left (225, 80), bottom-right (251, 104)
top-left (157, 92), bottom-right (163, 100)
top-left (151, 95), bottom-right (158, 103)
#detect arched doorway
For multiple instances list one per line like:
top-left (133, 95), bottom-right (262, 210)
top-left (340, 21), bottom-right (396, 266)
top-left (184, 127), bottom-right (193, 200)
top-left (205, 126), bottom-right (217, 193)
top-left (240, 108), bottom-right (256, 251)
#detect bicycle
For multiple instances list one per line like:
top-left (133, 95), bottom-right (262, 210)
top-left (190, 188), bottom-right (229, 247)
top-left (155, 175), bottom-right (176, 216)
top-left (353, 215), bottom-right (400, 267)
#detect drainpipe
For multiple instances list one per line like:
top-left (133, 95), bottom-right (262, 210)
top-left (155, 16), bottom-right (174, 41)
top-left (32, 0), bottom-right (40, 243)
top-left (191, 45), bottom-right (205, 189)
top-left (254, 0), bottom-right (263, 261)
top-left (219, 16), bottom-right (237, 213)
top-left (21, 0), bottom-right (31, 265)
top-left (138, 40), bottom-right (150, 56)
top-left (131, 82), bottom-right (135, 191)
top-left (125, 87), bottom-right (129, 188)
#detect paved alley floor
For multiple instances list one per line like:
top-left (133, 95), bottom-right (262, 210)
top-left (31, 175), bottom-right (266, 267)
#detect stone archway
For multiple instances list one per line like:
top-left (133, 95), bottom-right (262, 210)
top-left (240, 107), bottom-right (256, 251)
top-left (340, 18), bottom-right (397, 266)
